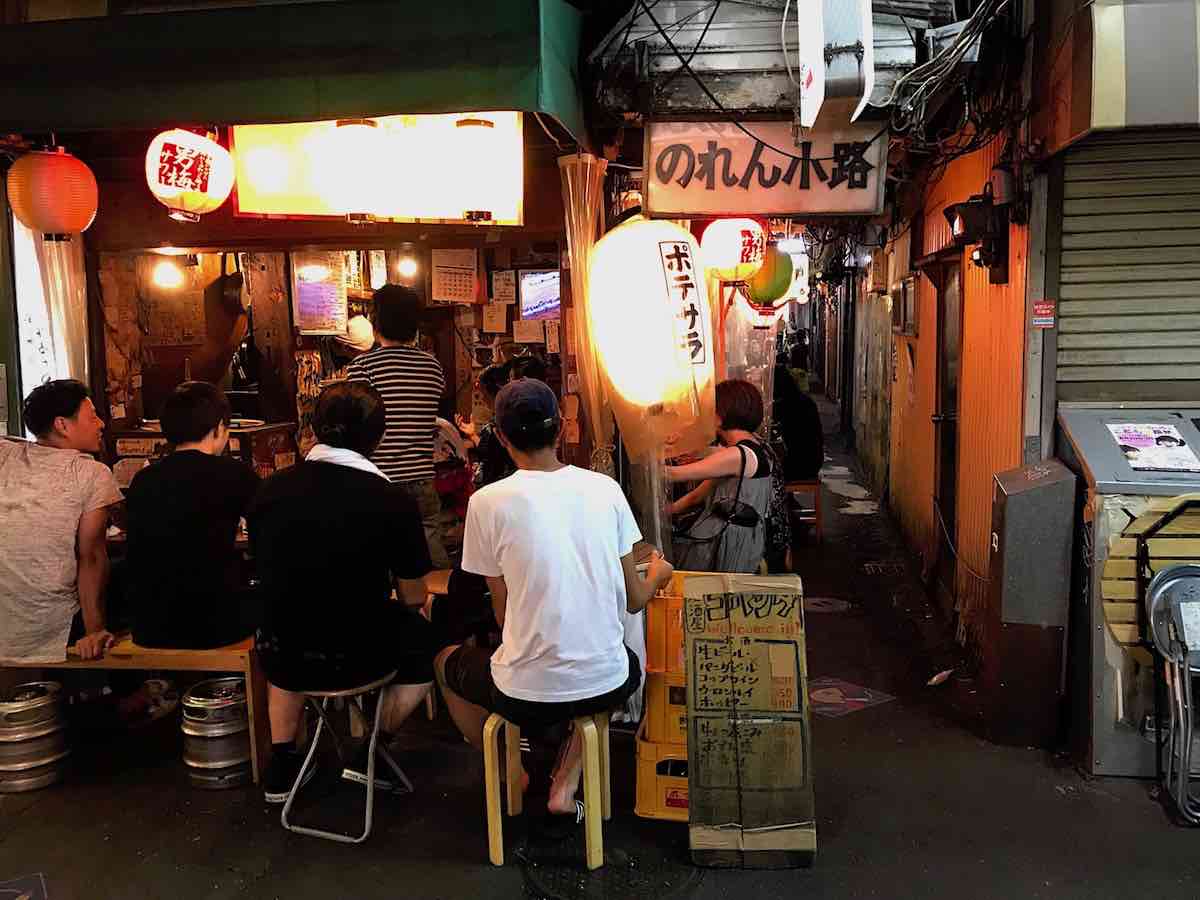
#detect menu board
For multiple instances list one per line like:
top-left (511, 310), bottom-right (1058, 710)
top-left (483, 303), bottom-right (507, 333)
top-left (492, 269), bottom-right (516, 303)
top-left (432, 249), bottom-right (479, 303)
top-left (291, 250), bottom-right (347, 335)
top-left (1107, 423), bottom-right (1200, 473)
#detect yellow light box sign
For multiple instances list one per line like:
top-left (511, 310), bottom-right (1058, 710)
top-left (231, 111), bottom-right (523, 225)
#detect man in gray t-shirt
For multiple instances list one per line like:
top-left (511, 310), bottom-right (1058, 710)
top-left (0, 380), bottom-right (122, 663)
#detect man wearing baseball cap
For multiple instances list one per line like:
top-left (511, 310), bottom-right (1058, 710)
top-left (435, 379), bottom-right (674, 825)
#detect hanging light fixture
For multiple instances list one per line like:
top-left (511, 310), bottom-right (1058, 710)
top-left (7, 147), bottom-right (99, 240)
top-left (145, 129), bottom-right (235, 222)
top-left (455, 116), bottom-right (498, 223)
top-left (587, 215), bottom-right (717, 460)
top-left (699, 218), bottom-right (766, 282)
top-left (152, 259), bottom-right (185, 289)
top-left (330, 118), bottom-right (383, 223)
top-left (740, 244), bottom-right (795, 327)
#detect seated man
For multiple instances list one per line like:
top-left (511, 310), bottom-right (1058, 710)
top-left (0, 380), bottom-right (123, 663)
top-left (248, 381), bottom-right (434, 803)
top-left (125, 381), bottom-right (259, 649)
top-left (435, 379), bottom-right (673, 823)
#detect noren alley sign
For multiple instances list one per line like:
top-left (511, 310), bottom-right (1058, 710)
top-left (645, 121), bottom-right (887, 218)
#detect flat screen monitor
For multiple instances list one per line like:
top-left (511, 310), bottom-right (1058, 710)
top-left (518, 269), bottom-right (561, 321)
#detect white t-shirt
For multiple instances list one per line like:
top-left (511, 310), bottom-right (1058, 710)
top-left (0, 439), bottom-right (123, 663)
top-left (462, 465), bottom-right (642, 703)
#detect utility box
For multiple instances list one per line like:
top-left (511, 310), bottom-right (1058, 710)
top-left (683, 573), bottom-right (814, 869)
top-left (984, 460), bottom-right (1076, 747)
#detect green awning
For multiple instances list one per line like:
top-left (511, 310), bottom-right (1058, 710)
top-left (0, 0), bottom-right (585, 141)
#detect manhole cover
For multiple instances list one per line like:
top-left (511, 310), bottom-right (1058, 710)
top-left (518, 824), bottom-right (703, 900)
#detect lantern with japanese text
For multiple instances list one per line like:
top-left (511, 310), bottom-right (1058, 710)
top-left (145, 129), bottom-right (235, 222)
top-left (587, 216), bottom-right (717, 460)
top-left (699, 218), bottom-right (766, 282)
top-left (7, 148), bottom-right (98, 238)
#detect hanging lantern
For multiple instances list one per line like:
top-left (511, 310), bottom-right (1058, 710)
top-left (699, 218), bottom-right (766, 282)
top-left (145, 129), bottom-right (235, 222)
top-left (738, 245), bottom-right (795, 327)
top-left (588, 216), bottom-right (717, 460)
top-left (308, 118), bottom-right (386, 223)
top-left (7, 148), bottom-right (98, 239)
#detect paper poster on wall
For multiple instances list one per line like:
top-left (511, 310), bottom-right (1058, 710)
top-left (368, 250), bottom-right (388, 290)
top-left (432, 249), bottom-right (479, 303)
top-left (291, 250), bottom-right (348, 335)
top-left (483, 303), bottom-right (507, 333)
top-left (563, 308), bottom-right (574, 356)
top-left (513, 319), bottom-right (545, 344)
top-left (492, 270), bottom-right (516, 303)
top-left (546, 320), bottom-right (560, 354)
top-left (1107, 423), bottom-right (1200, 473)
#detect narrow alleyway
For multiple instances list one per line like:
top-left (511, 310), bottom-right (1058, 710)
top-left (3, 404), bottom-right (1200, 900)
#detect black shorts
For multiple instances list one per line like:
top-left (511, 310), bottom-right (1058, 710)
top-left (442, 644), bottom-right (642, 733)
top-left (258, 606), bottom-right (435, 693)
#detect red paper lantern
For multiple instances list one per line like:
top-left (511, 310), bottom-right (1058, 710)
top-left (145, 129), bottom-right (235, 222)
top-left (6, 148), bottom-right (98, 237)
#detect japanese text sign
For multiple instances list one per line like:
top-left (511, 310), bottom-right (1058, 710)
top-left (658, 241), bottom-right (707, 365)
top-left (646, 121), bottom-right (886, 217)
top-left (155, 141), bottom-right (212, 192)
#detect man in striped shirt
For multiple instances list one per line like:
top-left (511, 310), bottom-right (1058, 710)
top-left (347, 284), bottom-right (450, 567)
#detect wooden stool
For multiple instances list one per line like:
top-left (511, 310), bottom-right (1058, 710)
top-left (482, 711), bottom-right (611, 870)
top-left (786, 479), bottom-right (823, 543)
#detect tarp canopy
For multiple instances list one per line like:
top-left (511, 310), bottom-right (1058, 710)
top-left (0, 0), bottom-right (585, 140)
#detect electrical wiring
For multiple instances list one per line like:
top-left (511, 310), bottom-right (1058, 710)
top-left (781, 0), bottom-right (796, 88)
top-left (637, 0), bottom-right (889, 164)
top-left (533, 112), bottom-right (567, 152)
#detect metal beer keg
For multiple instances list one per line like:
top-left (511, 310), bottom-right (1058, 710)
top-left (0, 681), bottom-right (70, 793)
top-left (181, 677), bottom-right (250, 788)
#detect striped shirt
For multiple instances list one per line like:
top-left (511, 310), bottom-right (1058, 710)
top-left (346, 345), bottom-right (445, 483)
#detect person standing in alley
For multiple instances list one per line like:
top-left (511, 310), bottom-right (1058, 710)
top-left (347, 284), bottom-right (449, 567)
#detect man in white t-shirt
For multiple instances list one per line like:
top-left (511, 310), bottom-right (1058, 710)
top-left (0, 380), bottom-right (123, 663)
top-left (435, 379), bottom-right (673, 822)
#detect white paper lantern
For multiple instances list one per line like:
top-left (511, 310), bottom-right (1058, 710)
top-left (146, 129), bottom-right (235, 222)
top-left (588, 216), bottom-right (717, 459)
top-left (700, 218), bottom-right (766, 282)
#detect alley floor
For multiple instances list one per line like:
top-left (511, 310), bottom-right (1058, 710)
top-left (3, 406), bottom-right (1200, 900)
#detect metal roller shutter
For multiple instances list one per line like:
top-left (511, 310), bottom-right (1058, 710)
top-left (1058, 129), bottom-right (1200, 402)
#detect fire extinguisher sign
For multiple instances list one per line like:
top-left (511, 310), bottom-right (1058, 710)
top-left (1032, 300), bottom-right (1056, 329)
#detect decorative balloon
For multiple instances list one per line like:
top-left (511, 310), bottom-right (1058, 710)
top-left (7, 148), bottom-right (98, 238)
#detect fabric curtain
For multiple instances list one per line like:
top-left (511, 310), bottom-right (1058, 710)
top-left (12, 214), bottom-right (89, 395)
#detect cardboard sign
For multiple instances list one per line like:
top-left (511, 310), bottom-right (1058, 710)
top-left (646, 121), bottom-right (886, 217)
top-left (684, 573), bottom-right (815, 868)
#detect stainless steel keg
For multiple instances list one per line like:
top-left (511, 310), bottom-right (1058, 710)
top-left (181, 678), bottom-right (250, 788)
top-left (0, 682), bottom-right (69, 793)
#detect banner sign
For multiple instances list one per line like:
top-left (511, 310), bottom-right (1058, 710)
top-left (645, 121), bottom-right (886, 218)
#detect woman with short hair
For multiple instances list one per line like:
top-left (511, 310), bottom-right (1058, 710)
top-left (667, 379), bottom-right (776, 574)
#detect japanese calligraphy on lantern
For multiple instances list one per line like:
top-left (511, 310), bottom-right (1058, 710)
top-left (658, 241), bottom-right (706, 365)
top-left (154, 140), bottom-right (212, 192)
top-left (645, 121), bottom-right (886, 217)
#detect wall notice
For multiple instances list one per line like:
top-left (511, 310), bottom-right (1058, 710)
top-left (432, 249), bottom-right (479, 303)
top-left (492, 269), bottom-right (516, 303)
top-left (291, 251), bottom-right (347, 335)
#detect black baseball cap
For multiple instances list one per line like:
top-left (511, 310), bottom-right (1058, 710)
top-left (494, 378), bottom-right (560, 442)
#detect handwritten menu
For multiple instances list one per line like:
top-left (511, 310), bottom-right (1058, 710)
top-left (432, 249), bottom-right (479, 303)
top-left (291, 251), bottom-right (347, 335)
top-left (513, 319), bottom-right (544, 344)
top-left (683, 576), bottom-right (814, 864)
top-left (492, 269), bottom-right (516, 303)
top-left (483, 303), bottom-right (507, 333)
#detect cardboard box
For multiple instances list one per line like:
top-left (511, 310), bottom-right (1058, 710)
top-left (683, 573), bottom-right (815, 869)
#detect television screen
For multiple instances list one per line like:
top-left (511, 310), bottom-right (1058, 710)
top-left (518, 269), bottom-right (561, 321)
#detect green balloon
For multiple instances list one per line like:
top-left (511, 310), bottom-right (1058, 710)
top-left (747, 247), bottom-right (794, 304)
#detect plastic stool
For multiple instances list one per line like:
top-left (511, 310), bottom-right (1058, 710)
top-left (482, 711), bottom-right (611, 870)
top-left (280, 670), bottom-right (413, 843)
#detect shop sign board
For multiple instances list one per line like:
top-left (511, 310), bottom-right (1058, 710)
top-left (645, 121), bottom-right (886, 218)
top-left (1032, 299), bottom-right (1056, 329)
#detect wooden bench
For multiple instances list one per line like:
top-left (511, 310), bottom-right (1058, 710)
top-left (2, 634), bottom-right (270, 784)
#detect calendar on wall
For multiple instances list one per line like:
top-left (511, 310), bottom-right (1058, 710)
top-left (431, 249), bottom-right (479, 303)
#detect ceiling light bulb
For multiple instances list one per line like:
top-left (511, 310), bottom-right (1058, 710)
top-left (152, 259), bottom-right (185, 289)
top-left (397, 256), bottom-right (418, 279)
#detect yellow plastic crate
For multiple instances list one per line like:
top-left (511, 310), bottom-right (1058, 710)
top-left (634, 721), bottom-right (688, 823)
top-left (644, 671), bottom-right (687, 745)
top-left (645, 589), bottom-right (685, 676)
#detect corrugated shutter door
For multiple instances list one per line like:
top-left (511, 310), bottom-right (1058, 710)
top-left (1058, 129), bottom-right (1200, 401)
